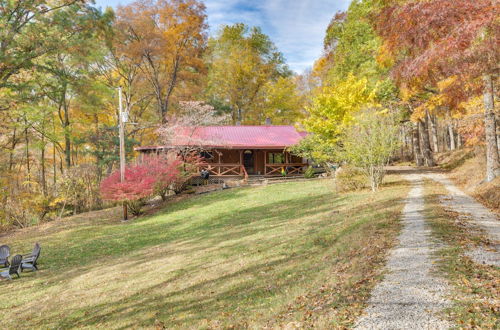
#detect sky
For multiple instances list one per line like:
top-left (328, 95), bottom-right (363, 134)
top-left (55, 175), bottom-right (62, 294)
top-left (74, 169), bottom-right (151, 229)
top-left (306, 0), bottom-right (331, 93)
top-left (93, 0), bottom-right (351, 74)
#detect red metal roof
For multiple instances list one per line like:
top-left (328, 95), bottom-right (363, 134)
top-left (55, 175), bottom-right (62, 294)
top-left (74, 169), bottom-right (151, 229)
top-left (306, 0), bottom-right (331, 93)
top-left (136, 125), bottom-right (307, 150)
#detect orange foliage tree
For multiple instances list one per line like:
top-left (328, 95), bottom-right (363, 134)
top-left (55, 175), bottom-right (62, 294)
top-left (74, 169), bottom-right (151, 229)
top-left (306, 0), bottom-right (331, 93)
top-left (376, 0), bottom-right (500, 181)
top-left (115, 0), bottom-right (208, 124)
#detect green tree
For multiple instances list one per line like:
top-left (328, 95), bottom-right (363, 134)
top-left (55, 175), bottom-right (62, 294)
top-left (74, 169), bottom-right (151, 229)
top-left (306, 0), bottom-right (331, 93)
top-left (206, 23), bottom-right (292, 124)
top-left (342, 109), bottom-right (400, 191)
top-left (261, 76), bottom-right (303, 124)
top-left (289, 135), bottom-right (338, 173)
top-left (323, 0), bottom-right (396, 99)
top-left (0, 0), bottom-right (93, 88)
top-left (36, 7), bottom-right (111, 169)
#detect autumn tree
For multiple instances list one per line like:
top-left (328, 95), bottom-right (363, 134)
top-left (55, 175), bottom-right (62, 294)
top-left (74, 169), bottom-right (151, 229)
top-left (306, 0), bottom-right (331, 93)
top-left (115, 0), bottom-right (208, 124)
top-left (376, 0), bottom-right (500, 181)
top-left (0, 1), bottom-right (116, 226)
top-left (37, 5), bottom-right (112, 169)
top-left (303, 74), bottom-right (376, 143)
top-left (0, 0), bottom-right (89, 88)
top-left (261, 77), bottom-right (304, 124)
top-left (100, 9), bottom-right (153, 129)
top-left (205, 23), bottom-right (294, 124)
top-left (343, 109), bottom-right (401, 191)
top-left (158, 100), bottom-right (230, 155)
top-left (293, 75), bottom-right (377, 175)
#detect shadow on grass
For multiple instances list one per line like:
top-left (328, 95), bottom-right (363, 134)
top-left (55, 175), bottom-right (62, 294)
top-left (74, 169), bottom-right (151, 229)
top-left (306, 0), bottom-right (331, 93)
top-left (31, 195), bottom-right (405, 328)
top-left (4, 188), bottom-right (340, 289)
top-left (385, 166), bottom-right (447, 176)
top-left (0, 179), bottom-right (410, 329)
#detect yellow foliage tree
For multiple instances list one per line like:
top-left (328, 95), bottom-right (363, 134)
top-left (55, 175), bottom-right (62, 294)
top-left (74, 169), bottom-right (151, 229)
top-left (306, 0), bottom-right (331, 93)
top-left (260, 77), bottom-right (304, 125)
top-left (303, 74), bottom-right (376, 142)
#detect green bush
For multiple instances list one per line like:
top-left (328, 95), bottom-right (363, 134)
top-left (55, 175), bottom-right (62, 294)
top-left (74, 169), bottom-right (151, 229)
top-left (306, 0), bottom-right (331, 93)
top-left (335, 166), bottom-right (367, 192)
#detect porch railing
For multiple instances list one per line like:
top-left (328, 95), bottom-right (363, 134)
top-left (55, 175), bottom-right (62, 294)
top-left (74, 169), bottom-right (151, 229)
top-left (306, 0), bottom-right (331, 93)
top-left (199, 163), bottom-right (247, 177)
top-left (198, 163), bottom-right (307, 178)
top-left (264, 163), bottom-right (308, 176)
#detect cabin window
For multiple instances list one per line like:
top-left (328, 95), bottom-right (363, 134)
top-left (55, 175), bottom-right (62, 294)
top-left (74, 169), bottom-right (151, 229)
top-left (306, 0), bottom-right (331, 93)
top-left (200, 151), bottom-right (214, 160)
top-left (268, 153), bottom-right (285, 164)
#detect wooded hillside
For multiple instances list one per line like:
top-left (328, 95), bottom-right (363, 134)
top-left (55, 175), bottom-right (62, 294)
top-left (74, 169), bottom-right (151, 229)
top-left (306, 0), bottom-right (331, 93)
top-left (0, 0), bottom-right (498, 228)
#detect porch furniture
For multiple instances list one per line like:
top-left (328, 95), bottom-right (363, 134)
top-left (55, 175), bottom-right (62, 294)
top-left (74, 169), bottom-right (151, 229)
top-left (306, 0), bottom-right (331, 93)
top-left (21, 243), bottom-right (41, 272)
top-left (0, 254), bottom-right (22, 280)
top-left (0, 245), bottom-right (10, 267)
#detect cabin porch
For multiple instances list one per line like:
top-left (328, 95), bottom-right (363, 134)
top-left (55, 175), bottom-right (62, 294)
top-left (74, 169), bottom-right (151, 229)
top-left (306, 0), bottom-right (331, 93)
top-left (199, 148), bottom-right (308, 179)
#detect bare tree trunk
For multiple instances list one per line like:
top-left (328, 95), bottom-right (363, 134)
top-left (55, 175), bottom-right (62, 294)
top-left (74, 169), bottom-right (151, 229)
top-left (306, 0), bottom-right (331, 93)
top-left (161, 57), bottom-right (180, 124)
top-left (41, 136), bottom-right (47, 196)
top-left (53, 142), bottom-right (57, 186)
top-left (448, 122), bottom-right (456, 151)
top-left (59, 152), bottom-right (64, 175)
top-left (24, 120), bottom-right (30, 182)
top-left (427, 111), bottom-right (438, 152)
top-left (9, 126), bottom-right (17, 171)
top-left (400, 126), bottom-right (405, 160)
top-left (408, 124), bottom-right (413, 160)
top-left (412, 123), bottom-right (424, 166)
top-left (237, 107), bottom-right (242, 123)
top-left (483, 74), bottom-right (500, 182)
top-left (64, 103), bottom-right (71, 169)
top-left (419, 118), bottom-right (435, 166)
top-left (94, 114), bottom-right (102, 181)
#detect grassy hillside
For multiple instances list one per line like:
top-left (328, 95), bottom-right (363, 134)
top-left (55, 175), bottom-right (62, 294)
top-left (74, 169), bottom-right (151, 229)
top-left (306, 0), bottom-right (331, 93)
top-left (0, 177), bottom-right (410, 329)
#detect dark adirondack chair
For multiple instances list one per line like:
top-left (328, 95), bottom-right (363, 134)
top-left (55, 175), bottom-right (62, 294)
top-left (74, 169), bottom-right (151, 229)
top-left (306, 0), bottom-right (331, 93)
top-left (0, 245), bottom-right (10, 267)
top-left (0, 254), bottom-right (22, 280)
top-left (21, 243), bottom-right (41, 272)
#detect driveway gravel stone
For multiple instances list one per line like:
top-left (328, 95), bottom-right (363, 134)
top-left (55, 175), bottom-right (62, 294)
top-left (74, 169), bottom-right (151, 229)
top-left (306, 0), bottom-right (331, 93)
top-left (354, 175), bottom-right (451, 329)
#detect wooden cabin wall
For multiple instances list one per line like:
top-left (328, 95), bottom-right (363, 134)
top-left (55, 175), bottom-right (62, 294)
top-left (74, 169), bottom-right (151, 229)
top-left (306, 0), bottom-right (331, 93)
top-left (254, 150), bottom-right (265, 174)
top-left (216, 149), bottom-right (240, 164)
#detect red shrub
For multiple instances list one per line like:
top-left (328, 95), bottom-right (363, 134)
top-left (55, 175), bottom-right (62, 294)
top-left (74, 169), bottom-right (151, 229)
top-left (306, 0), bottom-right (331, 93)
top-left (100, 164), bottom-right (156, 202)
top-left (142, 155), bottom-right (183, 199)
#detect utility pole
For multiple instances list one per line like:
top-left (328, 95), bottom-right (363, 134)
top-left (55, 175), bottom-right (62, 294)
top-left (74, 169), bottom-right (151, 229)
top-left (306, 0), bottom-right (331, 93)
top-left (118, 87), bottom-right (128, 221)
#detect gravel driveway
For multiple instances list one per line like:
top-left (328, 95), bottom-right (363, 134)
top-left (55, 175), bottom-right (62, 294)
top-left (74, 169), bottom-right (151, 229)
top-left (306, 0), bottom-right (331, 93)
top-left (355, 170), bottom-right (500, 329)
top-left (354, 175), bottom-right (451, 329)
top-left (427, 173), bottom-right (500, 266)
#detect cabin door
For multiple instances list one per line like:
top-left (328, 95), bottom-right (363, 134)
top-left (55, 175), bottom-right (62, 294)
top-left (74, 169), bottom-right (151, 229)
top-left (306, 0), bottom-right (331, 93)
top-left (243, 150), bottom-right (254, 174)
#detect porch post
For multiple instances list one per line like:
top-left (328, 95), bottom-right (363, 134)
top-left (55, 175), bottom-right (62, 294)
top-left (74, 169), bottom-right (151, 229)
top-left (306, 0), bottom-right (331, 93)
top-left (264, 150), bottom-right (267, 175)
top-left (239, 149), bottom-right (244, 176)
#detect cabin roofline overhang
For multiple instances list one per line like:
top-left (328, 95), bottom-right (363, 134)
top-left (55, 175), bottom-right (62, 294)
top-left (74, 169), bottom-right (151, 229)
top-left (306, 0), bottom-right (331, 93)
top-left (135, 145), bottom-right (291, 152)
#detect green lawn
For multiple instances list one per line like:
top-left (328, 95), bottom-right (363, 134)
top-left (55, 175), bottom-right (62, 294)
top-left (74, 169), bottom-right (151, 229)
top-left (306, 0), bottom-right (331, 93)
top-left (0, 177), bottom-right (410, 329)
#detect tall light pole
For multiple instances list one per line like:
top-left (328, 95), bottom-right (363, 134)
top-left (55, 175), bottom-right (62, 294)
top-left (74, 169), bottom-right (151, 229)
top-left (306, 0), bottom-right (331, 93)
top-left (118, 87), bottom-right (128, 221)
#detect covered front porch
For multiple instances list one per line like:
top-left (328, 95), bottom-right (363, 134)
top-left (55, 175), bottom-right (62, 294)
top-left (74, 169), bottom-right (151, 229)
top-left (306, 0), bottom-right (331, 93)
top-left (199, 148), bottom-right (308, 179)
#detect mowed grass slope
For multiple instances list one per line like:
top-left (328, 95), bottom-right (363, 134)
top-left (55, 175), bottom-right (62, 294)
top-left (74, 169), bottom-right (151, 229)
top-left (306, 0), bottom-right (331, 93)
top-left (0, 177), bottom-right (410, 329)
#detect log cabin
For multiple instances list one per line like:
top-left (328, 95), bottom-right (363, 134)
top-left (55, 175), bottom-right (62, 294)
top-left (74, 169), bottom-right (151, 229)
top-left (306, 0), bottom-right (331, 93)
top-left (135, 125), bottom-right (308, 180)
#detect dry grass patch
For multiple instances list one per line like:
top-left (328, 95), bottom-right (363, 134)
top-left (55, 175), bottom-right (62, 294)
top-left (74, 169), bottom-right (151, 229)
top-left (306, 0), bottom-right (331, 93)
top-left (0, 177), bottom-right (410, 329)
top-left (423, 179), bottom-right (500, 328)
top-left (435, 147), bottom-right (500, 212)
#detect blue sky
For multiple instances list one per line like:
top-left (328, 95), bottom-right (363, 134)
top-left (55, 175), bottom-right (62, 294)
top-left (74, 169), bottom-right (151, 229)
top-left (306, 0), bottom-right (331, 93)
top-left (93, 0), bottom-right (352, 73)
